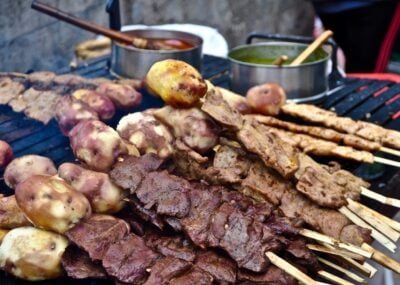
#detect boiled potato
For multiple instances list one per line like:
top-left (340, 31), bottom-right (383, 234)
top-left (4, 154), bottom-right (57, 189)
top-left (58, 163), bottom-right (127, 214)
top-left (96, 82), bottom-right (142, 109)
top-left (144, 59), bottom-right (207, 108)
top-left (55, 95), bottom-right (99, 136)
top-left (0, 227), bottom-right (68, 281)
top-left (0, 140), bottom-right (13, 169)
top-left (117, 111), bottom-right (174, 158)
top-left (15, 175), bottom-right (91, 233)
top-left (69, 120), bottom-right (135, 172)
top-left (246, 82), bottom-right (287, 116)
top-left (72, 89), bottom-right (116, 120)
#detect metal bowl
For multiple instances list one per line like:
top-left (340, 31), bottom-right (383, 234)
top-left (110, 29), bottom-right (203, 79)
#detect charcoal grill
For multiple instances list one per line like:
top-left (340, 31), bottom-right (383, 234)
top-left (1, 54), bottom-right (400, 284)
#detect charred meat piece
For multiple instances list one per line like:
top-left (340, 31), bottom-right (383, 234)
top-left (136, 171), bottom-right (191, 218)
top-left (126, 196), bottom-right (166, 230)
top-left (238, 119), bottom-right (299, 178)
top-left (117, 111), bottom-right (174, 158)
top-left (201, 87), bottom-right (243, 131)
top-left (65, 214), bottom-right (130, 260)
top-left (194, 248), bottom-right (237, 283)
top-left (110, 153), bottom-right (165, 193)
top-left (154, 106), bottom-right (220, 154)
top-left (102, 233), bottom-right (160, 284)
top-left (295, 153), bottom-right (361, 208)
top-left (0, 195), bottom-right (31, 229)
top-left (170, 268), bottom-right (214, 285)
top-left (23, 90), bottom-right (60, 124)
top-left (0, 77), bottom-right (25, 104)
top-left (144, 256), bottom-right (191, 285)
top-left (238, 265), bottom-right (297, 285)
top-left (61, 245), bottom-right (107, 279)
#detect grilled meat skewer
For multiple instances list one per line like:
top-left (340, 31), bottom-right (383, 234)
top-left (281, 103), bottom-right (400, 150)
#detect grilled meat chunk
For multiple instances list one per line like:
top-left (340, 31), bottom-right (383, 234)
top-left (65, 214), bottom-right (130, 261)
top-left (0, 195), bottom-right (31, 229)
top-left (144, 256), bottom-right (191, 285)
top-left (109, 153), bottom-right (165, 193)
top-left (170, 268), bottom-right (214, 285)
top-left (0, 77), bottom-right (25, 104)
top-left (61, 245), bottom-right (107, 279)
top-left (102, 234), bottom-right (160, 284)
top-left (238, 119), bottom-right (298, 178)
top-left (201, 87), bottom-right (243, 131)
top-left (195, 251), bottom-right (237, 284)
top-left (238, 265), bottom-right (297, 285)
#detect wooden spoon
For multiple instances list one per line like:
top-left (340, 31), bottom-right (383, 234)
top-left (289, 30), bottom-right (333, 66)
top-left (31, 1), bottom-right (190, 50)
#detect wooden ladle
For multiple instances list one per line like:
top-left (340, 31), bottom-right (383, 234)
top-left (289, 30), bottom-right (334, 66)
top-left (31, 1), bottom-right (191, 50)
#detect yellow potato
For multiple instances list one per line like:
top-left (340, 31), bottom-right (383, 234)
top-left (145, 59), bottom-right (208, 108)
top-left (15, 175), bottom-right (91, 233)
top-left (0, 229), bottom-right (9, 243)
top-left (4, 154), bottom-right (57, 189)
top-left (58, 163), bottom-right (127, 214)
top-left (0, 227), bottom-right (68, 281)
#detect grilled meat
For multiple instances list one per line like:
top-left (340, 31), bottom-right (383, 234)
top-left (0, 77), bottom-right (25, 104)
top-left (61, 245), bottom-right (107, 279)
top-left (0, 195), bottom-right (31, 229)
top-left (281, 103), bottom-right (400, 149)
top-left (110, 154), bottom-right (318, 274)
top-left (252, 115), bottom-right (381, 151)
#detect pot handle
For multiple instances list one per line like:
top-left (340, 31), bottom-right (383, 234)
top-left (246, 32), bottom-right (343, 87)
top-left (106, 0), bottom-right (121, 31)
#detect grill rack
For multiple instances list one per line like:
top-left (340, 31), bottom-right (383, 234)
top-left (0, 55), bottom-right (400, 284)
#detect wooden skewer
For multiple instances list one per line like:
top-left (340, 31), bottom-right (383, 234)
top-left (374, 156), bottom-right (400, 168)
top-left (299, 229), bottom-right (372, 258)
top-left (349, 197), bottom-right (400, 232)
top-left (361, 243), bottom-right (400, 274)
top-left (290, 30), bottom-right (333, 66)
top-left (361, 186), bottom-right (400, 208)
top-left (265, 251), bottom-right (319, 285)
top-left (346, 199), bottom-right (400, 242)
top-left (307, 244), bottom-right (365, 261)
top-left (317, 270), bottom-right (355, 285)
top-left (380, 146), bottom-right (400, 157)
top-left (318, 257), bottom-right (366, 283)
top-left (339, 207), bottom-right (397, 253)
top-left (363, 262), bottom-right (378, 278)
top-left (323, 243), bottom-right (374, 277)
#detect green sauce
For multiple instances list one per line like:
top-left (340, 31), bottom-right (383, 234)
top-left (229, 44), bottom-right (328, 65)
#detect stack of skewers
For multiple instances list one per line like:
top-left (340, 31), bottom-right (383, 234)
top-left (1, 59), bottom-right (400, 285)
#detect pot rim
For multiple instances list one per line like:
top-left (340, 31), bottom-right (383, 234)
top-left (228, 42), bottom-right (330, 68)
top-left (113, 28), bottom-right (203, 54)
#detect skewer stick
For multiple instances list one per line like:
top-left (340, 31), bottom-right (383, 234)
top-left (317, 270), bottom-right (355, 285)
top-left (348, 196), bottom-right (400, 231)
top-left (380, 146), bottom-right (400, 157)
top-left (346, 199), bottom-right (400, 242)
top-left (299, 229), bottom-right (372, 258)
top-left (361, 243), bottom-right (400, 274)
top-left (318, 257), bottom-right (366, 283)
top-left (360, 186), bottom-right (400, 208)
top-left (374, 156), bottom-right (400, 168)
top-left (265, 251), bottom-right (319, 285)
top-left (339, 207), bottom-right (397, 253)
top-left (307, 244), bottom-right (365, 261)
top-left (363, 262), bottom-right (378, 277)
top-left (324, 243), bottom-right (375, 277)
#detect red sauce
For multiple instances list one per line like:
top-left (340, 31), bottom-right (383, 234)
top-left (123, 37), bottom-right (195, 51)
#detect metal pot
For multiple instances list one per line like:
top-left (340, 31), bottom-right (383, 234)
top-left (110, 29), bottom-right (203, 79)
top-left (228, 33), bottom-right (341, 102)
